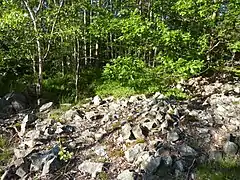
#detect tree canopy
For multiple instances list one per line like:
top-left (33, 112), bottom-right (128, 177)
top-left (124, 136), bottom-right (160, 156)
top-left (0, 0), bottom-right (239, 102)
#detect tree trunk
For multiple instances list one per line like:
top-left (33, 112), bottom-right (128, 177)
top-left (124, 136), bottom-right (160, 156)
top-left (75, 39), bottom-right (80, 102)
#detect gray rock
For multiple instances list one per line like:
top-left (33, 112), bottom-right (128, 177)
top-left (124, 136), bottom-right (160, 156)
top-left (134, 151), bottom-right (151, 169)
top-left (161, 155), bottom-right (172, 167)
top-left (63, 109), bottom-right (82, 121)
top-left (122, 123), bottom-right (132, 140)
top-left (101, 114), bottom-right (111, 124)
top-left (41, 156), bottom-right (59, 176)
top-left (4, 92), bottom-right (29, 112)
top-left (125, 144), bottom-right (144, 163)
top-left (145, 156), bottom-right (162, 174)
top-left (196, 128), bottom-right (209, 134)
top-left (128, 95), bottom-right (138, 103)
top-left (132, 125), bottom-right (145, 139)
top-left (179, 144), bottom-right (197, 156)
top-left (223, 141), bottom-right (238, 155)
top-left (14, 145), bottom-right (33, 159)
top-left (19, 114), bottom-right (37, 137)
top-left (15, 160), bottom-right (31, 178)
top-left (167, 131), bottom-right (179, 142)
top-left (78, 161), bottom-right (104, 178)
top-left (24, 129), bottom-right (41, 139)
top-left (152, 92), bottom-right (165, 100)
top-left (117, 170), bottom-right (135, 180)
top-left (209, 151), bottom-right (224, 161)
top-left (39, 102), bottom-right (53, 112)
top-left (234, 86), bottom-right (240, 94)
top-left (174, 160), bottom-right (184, 172)
top-left (142, 120), bottom-right (157, 131)
top-left (160, 120), bottom-right (168, 134)
top-left (94, 146), bottom-right (107, 157)
top-left (85, 111), bottom-right (96, 121)
top-left (30, 145), bottom-right (60, 174)
top-left (92, 95), bottom-right (102, 106)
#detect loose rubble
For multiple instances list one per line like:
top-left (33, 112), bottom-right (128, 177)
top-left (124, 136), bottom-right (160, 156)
top-left (0, 75), bottom-right (240, 179)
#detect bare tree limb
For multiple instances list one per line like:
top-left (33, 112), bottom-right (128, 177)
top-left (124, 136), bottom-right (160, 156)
top-left (43, 0), bottom-right (64, 60)
top-left (35, 0), bottom-right (44, 15)
top-left (206, 41), bottom-right (223, 54)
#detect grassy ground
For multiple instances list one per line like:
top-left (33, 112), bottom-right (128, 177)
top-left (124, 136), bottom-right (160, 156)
top-left (0, 135), bottom-right (13, 175)
top-left (196, 156), bottom-right (240, 180)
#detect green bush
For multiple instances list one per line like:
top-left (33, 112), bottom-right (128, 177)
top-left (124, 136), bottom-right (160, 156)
top-left (100, 55), bottom-right (204, 98)
top-left (103, 56), bottom-right (147, 90)
top-left (43, 73), bottom-right (75, 102)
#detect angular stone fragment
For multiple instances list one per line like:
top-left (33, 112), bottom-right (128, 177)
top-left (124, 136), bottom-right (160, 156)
top-left (122, 123), bottom-right (132, 140)
top-left (117, 170), bottom-right (135, 180)
top-left (78, 161), bottom-right (104, 178)
top-left (125, 144), bottom-right (144, 163)
top-left (223, 141), bottom-right (238, 155)
top-left (167, 131), bottom-right (179, 142)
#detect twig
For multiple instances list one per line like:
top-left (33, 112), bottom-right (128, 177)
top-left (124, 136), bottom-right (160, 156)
top-left (186, 158), bottom-right (196, 180)
top-left (206, 41), bottom-right (222, 54)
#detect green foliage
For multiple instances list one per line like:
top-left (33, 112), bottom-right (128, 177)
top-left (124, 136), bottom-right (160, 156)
top-left (164, 88), bottom-right (190, 100)
top-left (58, 145), bottom-right (73, 162)
top-left (43, 73), bottom-right (75, 102)
top-left (0, 135), bottom-right (13, 168)
top-left (96, 81), bottom-right (136, 98)
top-left (108, 148), bottom-right (124, 158)
top-left (103, 56), bottom-right (147, 90)
top-left (196, 157), bottom-right (240, 180)
top-left (136, 138), bottom-right (145, 144)
top-left (0, 0), bottom-right (239, 103)
top-left (98, 171), bottom-right (110, 180)
top-left (100, 56), bottom-right (203, 98)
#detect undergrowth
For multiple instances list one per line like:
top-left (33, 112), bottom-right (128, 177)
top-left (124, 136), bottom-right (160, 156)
top-left (196, 156), bottom-right (240, 180)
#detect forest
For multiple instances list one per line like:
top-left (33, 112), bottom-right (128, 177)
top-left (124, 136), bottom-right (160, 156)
top-left (0, 0), bottom-right (239, 103)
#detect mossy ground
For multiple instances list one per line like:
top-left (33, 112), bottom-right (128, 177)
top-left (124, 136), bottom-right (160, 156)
top-left (196, 156), bottom-right (240, 180)
top-left (0, 135), bottom-right (13, 174)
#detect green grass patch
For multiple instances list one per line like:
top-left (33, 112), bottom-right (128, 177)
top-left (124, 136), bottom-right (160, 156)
top-left (135, 138), bottom-right (145, 144)
top-left (164, 88), bottom-right (191, 100)
top-left (0, 135), bottom-right (13, 174)
top-left (96, 81), bottom-right (136, 98)
top-left (108, 148), bottom-right (125, 158)
top-left (98, 171), bottom-right (110, 180)
top-left (196, 156), bottom-right (240, 180)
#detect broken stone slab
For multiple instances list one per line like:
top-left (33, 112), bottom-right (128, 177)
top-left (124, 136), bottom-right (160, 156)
top-left (167, 131), bottom-right (179, 142)
top-left (92, 95), bottom-right (102, 106)
top-left (15, 159), bottom-right (31, 178)
top-left (128, 95), bottom-right (139, 103)
top-left (209, 151), bottom-right (224, 161)
top-left (94, 146), bottom-right (107, 157)
top-left (132, 125), bottom-right (148, 139)
top-left (62, 109), bottom-right (83, 121)
top-left (78, 161), bottom-right (104, 178)
top-left (122, 123), bottom-right (132, 140)
top-left (134, 151), bottom-right (151, 169)
top-left (174, 160), bottom-right (184, 172)
top-left (125, 144), bottom-right (145, 163)
top-left (30, 145), bottom-right (60, 174)
top-left (144, 156), bottom-right (162, 174)
top-left (178, 144), bottom-right (197, 157)
top-left (39, 102), bottom-right (53, 112)
top-left (223, 141), bottom-right (238, 155)
top-left (142, 120), bottom-right (158, 131)
top-left (19, 114), bottom-right (37, 137)
top-left (14, 145), bottom-right (33, 159)
top-left (117, 170), bottom-right (135, 180)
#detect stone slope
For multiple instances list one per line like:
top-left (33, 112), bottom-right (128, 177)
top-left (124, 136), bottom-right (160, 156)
top-left (1, 76), bottom-right (240, 180)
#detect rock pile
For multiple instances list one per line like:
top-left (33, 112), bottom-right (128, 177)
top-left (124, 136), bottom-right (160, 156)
top-left (0, 77), bottom-right (240, 179)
